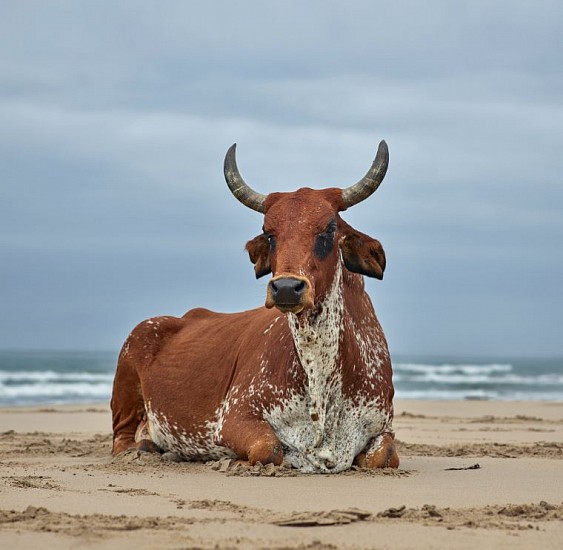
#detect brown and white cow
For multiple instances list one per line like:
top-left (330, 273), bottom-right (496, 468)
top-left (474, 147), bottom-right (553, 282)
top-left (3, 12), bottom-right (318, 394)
top-left (111, 141), bottom-right (399, 473)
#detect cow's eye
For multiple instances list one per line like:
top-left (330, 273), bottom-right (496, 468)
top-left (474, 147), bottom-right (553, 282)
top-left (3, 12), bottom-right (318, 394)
top-left (314, 221), bottom-right (337, 260)
top-left (266, 233), bottom-right (276, 251)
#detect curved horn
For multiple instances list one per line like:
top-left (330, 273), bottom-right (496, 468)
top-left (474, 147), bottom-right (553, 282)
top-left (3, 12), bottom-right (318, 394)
top-left (341, 140), bottom-right (389, 208)
top-left (224, 144), bottom-right (266, 213)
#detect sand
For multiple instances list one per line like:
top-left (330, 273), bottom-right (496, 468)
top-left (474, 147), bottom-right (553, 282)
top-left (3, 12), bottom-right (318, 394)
top-left (0, 400), bottom-right (562, 549)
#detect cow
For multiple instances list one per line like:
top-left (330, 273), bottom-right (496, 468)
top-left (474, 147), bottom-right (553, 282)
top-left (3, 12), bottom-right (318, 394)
top-left (111, 140), bottom-right (399, 473)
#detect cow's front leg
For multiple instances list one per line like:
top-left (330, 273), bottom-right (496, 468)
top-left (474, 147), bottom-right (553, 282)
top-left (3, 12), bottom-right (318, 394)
top-left (354, 432), bottom-right (399, 469)
top-left (220, 418), bottom-right (283, 466)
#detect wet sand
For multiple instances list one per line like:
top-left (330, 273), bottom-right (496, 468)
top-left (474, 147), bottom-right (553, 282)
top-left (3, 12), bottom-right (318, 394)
top-left (1, 400), bottom-right (562, 549)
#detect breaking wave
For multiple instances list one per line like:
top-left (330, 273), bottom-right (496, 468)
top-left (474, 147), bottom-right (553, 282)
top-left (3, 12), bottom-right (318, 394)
top-left (0, 351), bottom-right (561, 405)
top-left (393, 359), bottom-right (563, 401)
top-left (0, 370), bottom-right (113, 405)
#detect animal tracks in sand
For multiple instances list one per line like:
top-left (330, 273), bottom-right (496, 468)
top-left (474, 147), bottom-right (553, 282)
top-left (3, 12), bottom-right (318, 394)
top-left (1, 501), bottom-right (561, 536)
top-left (375, 501), bottom-right (563, 531)
top-left (3, 475), bottom-right (60, 490)
top-left (98, 485), bottom-right (159, 497)
top-left (397, 440), bottom-right (563, 459)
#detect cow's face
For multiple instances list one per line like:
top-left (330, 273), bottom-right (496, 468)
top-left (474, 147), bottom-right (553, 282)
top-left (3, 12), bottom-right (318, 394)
top-left (224, 141), bottom-right (389, 314)
top-left (245, 188), bottom-right (386, 314)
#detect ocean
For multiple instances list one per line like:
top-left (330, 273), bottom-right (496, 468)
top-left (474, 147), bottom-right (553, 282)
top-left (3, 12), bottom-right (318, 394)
top-left (0, 349), bottom-right (562, 407)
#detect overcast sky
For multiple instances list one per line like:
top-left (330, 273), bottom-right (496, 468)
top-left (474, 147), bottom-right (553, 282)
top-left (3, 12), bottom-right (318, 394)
top-left (1, 1), bottom-right (562, 357)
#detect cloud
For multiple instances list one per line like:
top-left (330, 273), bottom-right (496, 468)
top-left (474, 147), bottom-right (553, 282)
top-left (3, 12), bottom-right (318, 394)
top-left (0, 1), bottom-right (562, 355)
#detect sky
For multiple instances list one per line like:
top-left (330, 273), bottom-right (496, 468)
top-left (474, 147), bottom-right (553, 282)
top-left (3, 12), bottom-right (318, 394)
top-left (1, 1), bottom-right (562, 357)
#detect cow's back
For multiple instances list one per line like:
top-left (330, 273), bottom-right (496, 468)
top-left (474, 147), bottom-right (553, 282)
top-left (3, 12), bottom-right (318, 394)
top-left (141, 307), bottom-right (267, 417)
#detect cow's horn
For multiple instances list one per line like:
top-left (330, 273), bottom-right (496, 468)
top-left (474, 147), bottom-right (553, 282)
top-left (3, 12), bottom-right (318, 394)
top-left (341, 140), bottom-right (389, 208)
top-left (224, 144), bottom-right (266, 213)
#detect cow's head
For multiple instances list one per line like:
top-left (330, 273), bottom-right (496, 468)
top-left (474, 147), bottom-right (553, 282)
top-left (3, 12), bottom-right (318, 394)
top-left (224, 141), bottom-right (389, 314)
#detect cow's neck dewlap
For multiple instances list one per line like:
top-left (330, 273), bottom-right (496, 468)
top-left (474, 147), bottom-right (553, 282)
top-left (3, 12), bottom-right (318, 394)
top-left (287, 259), bottom-right (344, 448)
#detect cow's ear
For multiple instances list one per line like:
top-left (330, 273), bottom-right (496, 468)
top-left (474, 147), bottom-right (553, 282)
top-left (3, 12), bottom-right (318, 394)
top-left (245, 234), bottom-right (272, 279)
top-left (339, 229), bottom-right (386, 280)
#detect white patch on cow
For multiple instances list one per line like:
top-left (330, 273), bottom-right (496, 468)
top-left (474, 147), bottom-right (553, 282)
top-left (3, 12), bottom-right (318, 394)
top-left (143, 401), bottom-right (235, 461)
top-left (121, 338), bottom-right (131, 358)
top-left (265, 391), bottom-right (388, 473)
top-left (263, 315), bottom-right (282, 335)
top-left (287, 260), bottom-right (343, 446)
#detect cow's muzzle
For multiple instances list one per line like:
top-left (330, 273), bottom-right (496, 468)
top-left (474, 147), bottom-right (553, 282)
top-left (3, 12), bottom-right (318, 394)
top-left (265, 275), bottom-right (313, 314)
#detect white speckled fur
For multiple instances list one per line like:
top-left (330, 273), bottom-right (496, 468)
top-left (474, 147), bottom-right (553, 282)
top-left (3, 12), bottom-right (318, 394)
top-left (264, 259), bottom-right (390, 473)
top-left (144, 402), bottom-right (235, 461)
top-left (286, 261), bottom-right (344, 448)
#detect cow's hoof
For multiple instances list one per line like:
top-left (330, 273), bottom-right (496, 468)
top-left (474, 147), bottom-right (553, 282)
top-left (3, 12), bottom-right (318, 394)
top-left (136, 438), bottom-right (163, 454)
top-left (112, 436), bottom-right (161, 455)
top-left (248, 439), bottom-right (283, 466)
top-left (162, 451), bottom-right (182, 462)
top-left (354, 433), bottom-right (399, 469)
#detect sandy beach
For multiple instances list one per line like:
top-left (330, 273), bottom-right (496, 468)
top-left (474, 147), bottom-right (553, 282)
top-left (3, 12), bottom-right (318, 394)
top-left (0, 399), bottom-right (562, 549)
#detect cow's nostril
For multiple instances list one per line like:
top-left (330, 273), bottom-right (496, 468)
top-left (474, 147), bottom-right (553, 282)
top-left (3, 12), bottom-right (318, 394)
top-left (269, 277), bottom-right (309, 308)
